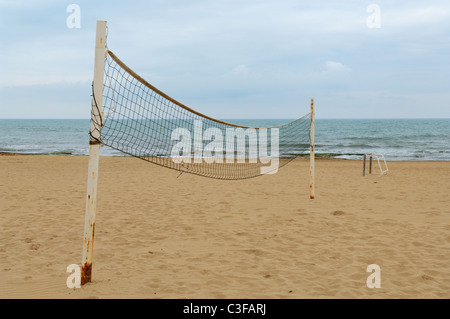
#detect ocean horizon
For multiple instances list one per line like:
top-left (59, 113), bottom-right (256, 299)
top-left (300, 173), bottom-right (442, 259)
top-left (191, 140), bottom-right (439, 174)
top-left (1, 118), bottom-right (449, 161)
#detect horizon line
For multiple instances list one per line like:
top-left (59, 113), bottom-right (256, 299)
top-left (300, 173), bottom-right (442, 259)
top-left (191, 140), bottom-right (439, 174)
top-left (1, 117), bottom-right (450, 121)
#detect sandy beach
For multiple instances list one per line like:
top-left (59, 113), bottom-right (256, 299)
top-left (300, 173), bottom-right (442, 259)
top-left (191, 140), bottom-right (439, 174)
top-left (0, 154), bottom-right (449, 299)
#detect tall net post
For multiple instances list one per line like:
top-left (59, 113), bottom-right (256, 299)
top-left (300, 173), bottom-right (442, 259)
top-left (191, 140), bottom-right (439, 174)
top-left (81, 20), bottom-right (107, 285)
top-left (309, 98), bottom-right (315, 199)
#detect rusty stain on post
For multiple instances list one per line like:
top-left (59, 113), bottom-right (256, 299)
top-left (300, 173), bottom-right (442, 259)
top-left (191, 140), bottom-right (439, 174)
top-left (81, 263), bottom-right (92, 285)
top-left (81, 221), bottom-right (95, 285)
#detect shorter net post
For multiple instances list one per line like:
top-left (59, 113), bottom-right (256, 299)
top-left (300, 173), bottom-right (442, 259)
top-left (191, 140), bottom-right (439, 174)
top-left (309, 98), bottom-right (315, 199)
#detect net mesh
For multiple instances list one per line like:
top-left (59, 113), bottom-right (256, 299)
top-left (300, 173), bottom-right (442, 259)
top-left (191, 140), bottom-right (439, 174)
top-left (89, 50), bottom-right (311, 180)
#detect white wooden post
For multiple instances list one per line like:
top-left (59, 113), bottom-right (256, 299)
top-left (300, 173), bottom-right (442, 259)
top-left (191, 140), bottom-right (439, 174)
top-left (81, 20), bottom-right (107, 285)
top-left (310, 98), bottom-right (315, 199)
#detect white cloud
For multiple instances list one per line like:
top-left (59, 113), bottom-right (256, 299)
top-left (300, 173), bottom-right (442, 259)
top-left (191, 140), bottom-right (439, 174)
top-left (228, 64), bottom-right (250, 77)
top-left (324, 61), bottom-right (352, 74)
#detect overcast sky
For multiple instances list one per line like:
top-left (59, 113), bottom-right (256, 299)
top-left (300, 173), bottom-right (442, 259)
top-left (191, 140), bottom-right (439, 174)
top-left (1, 0), bottom-right (449, 119)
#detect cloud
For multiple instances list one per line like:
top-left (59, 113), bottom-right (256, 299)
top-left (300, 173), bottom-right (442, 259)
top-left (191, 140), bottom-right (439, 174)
top-left (324, 61), bottom-right (352, 74)
top-left (229, 64), bottom-right (250, 76)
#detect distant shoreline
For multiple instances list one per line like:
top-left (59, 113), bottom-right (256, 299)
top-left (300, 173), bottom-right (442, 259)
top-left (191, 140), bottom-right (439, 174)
top-left (1, 151), bottom-right (449, 162)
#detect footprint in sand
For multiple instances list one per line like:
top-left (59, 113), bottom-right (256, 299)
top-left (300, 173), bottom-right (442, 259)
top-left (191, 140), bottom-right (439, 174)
top-left (332, 210), bottom-right (345, 216)
top-left (421, 274), bottom-right (434, 281)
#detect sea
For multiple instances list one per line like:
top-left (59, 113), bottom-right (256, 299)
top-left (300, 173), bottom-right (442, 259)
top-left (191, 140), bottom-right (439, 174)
top-left (0, 119), bottom-right (449, 161)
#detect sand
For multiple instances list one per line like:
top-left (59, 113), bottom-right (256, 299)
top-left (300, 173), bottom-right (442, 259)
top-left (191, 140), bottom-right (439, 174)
top-left (0, 154), bottom-right (449, 299)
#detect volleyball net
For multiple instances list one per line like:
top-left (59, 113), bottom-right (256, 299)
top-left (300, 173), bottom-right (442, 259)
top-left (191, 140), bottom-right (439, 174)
top-left (89, 50), bottom-right (311, 180)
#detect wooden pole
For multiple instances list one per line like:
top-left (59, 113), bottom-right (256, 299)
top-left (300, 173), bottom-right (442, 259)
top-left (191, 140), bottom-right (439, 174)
top-left (81, 20), bottom-right (107, 285)
top-left (310, 98), bottom-right (315, 199)
top-left (363, 154), bottom-right (366, 176)
top-left (369, 155), bottom-right (373, 174)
